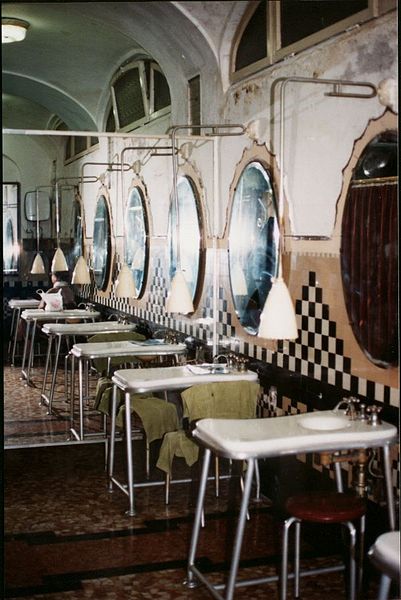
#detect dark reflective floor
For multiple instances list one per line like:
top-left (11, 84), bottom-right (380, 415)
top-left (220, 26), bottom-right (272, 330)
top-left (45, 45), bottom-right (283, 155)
top-left (3, 359), bottom-right (387, 599)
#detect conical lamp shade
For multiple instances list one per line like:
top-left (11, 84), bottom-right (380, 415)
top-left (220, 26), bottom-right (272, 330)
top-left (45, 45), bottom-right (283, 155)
top-left (51, 247), bottom-right (69, 272)
top-left (71, 255), bottom-right (91, 284)
top-left (115, 264), bottom-right (137, 298)
top-left (30, 252), bottom-right (46, 275)
top-left (258, 277), bottom-right (298, 340)
top-left (166, 270), bottom-right (194, 314)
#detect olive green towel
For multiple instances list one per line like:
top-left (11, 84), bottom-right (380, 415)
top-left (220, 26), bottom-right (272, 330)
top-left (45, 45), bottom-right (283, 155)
top-left (156, 430), bottom-right (199, 474)
top-left (156, 380), bottom-right (260, 476)
top-left (88, 331), bottom-right (146, 375)
top-left (116, 397), bottom-right (179, 443)
top-left (94, 377), bottom-right (179, 443)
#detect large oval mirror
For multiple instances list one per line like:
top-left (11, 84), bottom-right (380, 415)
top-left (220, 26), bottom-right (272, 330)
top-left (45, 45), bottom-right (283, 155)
top-left (341, 131), bottom-right (398, 367)
top-left (93, 194), bottom-right (111, 291)
top-left (168, 175), bottom-right (203, 306)
top-left (228, 161), bottom-right (278, 334)
top-left (125, 186), bottom-right (148, 297)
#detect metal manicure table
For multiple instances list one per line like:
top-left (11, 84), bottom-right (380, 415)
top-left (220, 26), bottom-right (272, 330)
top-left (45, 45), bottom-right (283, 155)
top-left (69, 339), bottom-right (188, 441)
top-left (109, 365), bottom-right (259, 515)
top-left (40, 320), bottom-right (137, 414)
top-left (20, 308), bottom-right (101, 385)
top-left (186, 412), bottom-right (398, 600)
top-left (8, 298), bottom-right (40, 366)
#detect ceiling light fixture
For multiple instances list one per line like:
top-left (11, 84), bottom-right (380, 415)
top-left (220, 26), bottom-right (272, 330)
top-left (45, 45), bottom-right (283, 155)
top-left (2, 18), bottom-right (29, 44)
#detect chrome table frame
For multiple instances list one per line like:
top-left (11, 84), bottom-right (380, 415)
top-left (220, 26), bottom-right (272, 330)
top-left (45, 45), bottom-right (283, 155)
top-left (69, 340), bottom-right (187, 441)
top-left (109, 365), bottom-right (259, 516)
top-left (8, 299), bottom-right (40, 366)
top-left (20, 309), bottom-right (100, 386)
top-left (186, 413), bottom-right (398, 600)
top-left (40, 321), bottom-right (136, 415)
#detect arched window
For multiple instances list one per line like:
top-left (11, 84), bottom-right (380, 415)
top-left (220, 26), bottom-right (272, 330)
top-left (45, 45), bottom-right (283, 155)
top-left (168, 176), bottom-right (204, 308)
top-left (110, 59), bottom-right (171, 132)
top-left (341, 131), bottom-right (398, 367)
top-left (228, 161), bottom-right (278, 335)
top-left (93, 195), bottom-right (112, 291)
top-left (125, 186), bottom-right (149, 298)
top-left (233, 1), bottom-right (375, 81)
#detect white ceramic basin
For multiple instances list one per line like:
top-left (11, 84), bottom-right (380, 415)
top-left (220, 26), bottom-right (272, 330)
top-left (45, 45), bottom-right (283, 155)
top-left (298, 414), bottom-right (351, 431)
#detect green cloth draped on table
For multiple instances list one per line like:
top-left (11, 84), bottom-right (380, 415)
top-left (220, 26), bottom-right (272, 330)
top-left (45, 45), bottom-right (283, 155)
top-left (156, 380), bottom-right (260, 476)
top-left (94, 377), bottom-right (179, 444)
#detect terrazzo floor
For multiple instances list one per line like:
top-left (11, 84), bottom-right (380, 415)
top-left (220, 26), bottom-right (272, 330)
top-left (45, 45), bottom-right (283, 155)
top-left (2, 355), bottom-right (393, 599)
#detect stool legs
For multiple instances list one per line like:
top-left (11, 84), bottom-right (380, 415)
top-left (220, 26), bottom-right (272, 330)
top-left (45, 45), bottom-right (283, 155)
top-left (378, 574), bottom-right (392, 600)
top-left (281, 516), bottom-right (364, 600)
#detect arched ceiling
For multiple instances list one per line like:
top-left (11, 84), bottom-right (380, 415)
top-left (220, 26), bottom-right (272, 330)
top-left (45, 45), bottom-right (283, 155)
top-left (2, 1), bottom-right (250, 131)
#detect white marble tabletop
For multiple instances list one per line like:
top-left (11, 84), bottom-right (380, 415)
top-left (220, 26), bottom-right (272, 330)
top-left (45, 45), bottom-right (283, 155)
top-left (112, 364), bottom-right (258, 394)
top-left (21, 308), bottom-right (100, 321)
top-left (8, 298), bottom-right (40, 309)
top-left (41, 320), bottom-right (135, 336)
top-left (193, 410), bottom-right (398, 460)
top-left (71, 339), bottom-right (187, 358)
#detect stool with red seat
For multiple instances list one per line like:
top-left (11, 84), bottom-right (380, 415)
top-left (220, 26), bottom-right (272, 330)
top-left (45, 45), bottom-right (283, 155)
top-left (280, 491), bottom-right (366, 600)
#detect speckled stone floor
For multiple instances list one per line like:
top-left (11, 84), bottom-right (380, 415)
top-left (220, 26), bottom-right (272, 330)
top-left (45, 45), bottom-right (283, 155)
top-left (3, 361), bottom-right (392, 599)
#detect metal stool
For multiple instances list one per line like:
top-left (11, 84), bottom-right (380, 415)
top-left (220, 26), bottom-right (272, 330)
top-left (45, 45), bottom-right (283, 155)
top-left (281, 491), bottom-right (366, 600)
top-left (368, 531), bottom-right (400, 600)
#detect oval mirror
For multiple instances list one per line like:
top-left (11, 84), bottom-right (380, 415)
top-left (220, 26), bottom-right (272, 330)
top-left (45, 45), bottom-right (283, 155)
top-left (125, 186), bottom-right (148, 297)
top-left (228, 161), bottom-right (278, 334)
top-left (93, 195), bottom-right (111, 291)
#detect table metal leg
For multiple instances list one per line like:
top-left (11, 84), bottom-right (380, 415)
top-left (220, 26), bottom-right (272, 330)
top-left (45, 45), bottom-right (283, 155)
top-left (108, 384), bottom-right (119, 491)
top-left (47, 335), bottom-right (62, 414)
top-left (79, 358), bottom-right (85, 440)
top-left (41, 334), bottom-right (54, 405)
top-left (186, 448), bottom-right (212, 588)
top-left (124, 390), bottom-right (136, 516)
top-left (9, 307), bottom-right (20, 366)
top-left (26, 320), bottom-right (38, 384)
top-left (20, 320), bottom-right (31, 380)
top-left (382, 444), bottom-right (395, 530)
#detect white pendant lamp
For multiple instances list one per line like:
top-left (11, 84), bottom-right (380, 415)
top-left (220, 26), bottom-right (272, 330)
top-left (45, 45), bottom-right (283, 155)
top-left (258, 277), bottom-right (298, 339)
top-left (257, 80), bottom-right (298, 340)
top-left (51, 182), bottom-right (68, 272)
top-left (30, 188), bottom-right (46, 275)
top-left (115, 263), bottom-right (137, 298)
top-left (31, 252), bottom-right (46, 275)
top-left (166, 269), bottom-right (194, 314)
top-left (71, 255), bottom-right (91, 284)
top-left (166, 128), bottom-right (194, 314)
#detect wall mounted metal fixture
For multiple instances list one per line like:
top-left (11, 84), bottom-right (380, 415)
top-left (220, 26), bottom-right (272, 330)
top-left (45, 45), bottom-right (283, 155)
top-left (30, 186), bottom-right (49, 275)
top-left (258, 76), bottom-right (377, 341)
top-left (167, 124), bottom-right (246, 316)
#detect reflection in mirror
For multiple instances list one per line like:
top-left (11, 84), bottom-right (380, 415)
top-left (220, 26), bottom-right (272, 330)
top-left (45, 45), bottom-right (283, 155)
top-left (24, 189), bottom-right (51, 221)
top-left (93, 194), bottom-right (111, 291)
top-left (3, 182), bottom-right (20, 274)
top-left (341, 130), bottom-right (398, 367)
top-left (67, 192), bottom-right (83, 270)
top-left (168, 176), bottom-right (202, 303)
top-left (125, 186), bottom-right (148, 297)
top-left (228, 161), bottom-right (278, 335)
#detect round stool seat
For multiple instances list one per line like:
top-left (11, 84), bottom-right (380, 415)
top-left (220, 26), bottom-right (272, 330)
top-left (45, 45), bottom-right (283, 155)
top-left (286, 491), bottom-right (366, 523)
top-left (369, 531), bottom-right (400, 580)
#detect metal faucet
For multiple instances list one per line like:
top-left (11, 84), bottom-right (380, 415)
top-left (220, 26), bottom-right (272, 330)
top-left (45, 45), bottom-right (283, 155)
top-left (213, 354), bottom-right (229, 364)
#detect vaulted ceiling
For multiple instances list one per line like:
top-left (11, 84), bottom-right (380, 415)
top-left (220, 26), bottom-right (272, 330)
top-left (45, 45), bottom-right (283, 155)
top-left (2, 1), bottom-right (251, 131)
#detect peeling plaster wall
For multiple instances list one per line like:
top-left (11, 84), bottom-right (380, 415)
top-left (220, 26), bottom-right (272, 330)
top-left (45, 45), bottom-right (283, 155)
top-left (222, 11), bottom-right (397, 237)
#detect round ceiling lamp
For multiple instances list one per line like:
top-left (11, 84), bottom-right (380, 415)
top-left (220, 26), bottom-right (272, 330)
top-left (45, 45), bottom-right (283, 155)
top-left (2, 18), bottom-right (29, 44)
